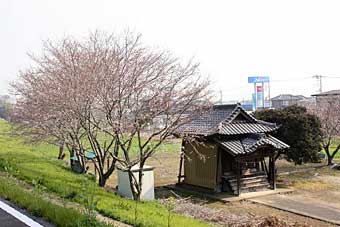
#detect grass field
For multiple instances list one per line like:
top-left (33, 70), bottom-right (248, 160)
top-left (0, 119), bottom-right (212, 227)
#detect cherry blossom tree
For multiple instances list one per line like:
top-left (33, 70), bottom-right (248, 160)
top-left (11, 31), bottom-right (211, 192)
top-left (311, 97), bottom-right (340, 165)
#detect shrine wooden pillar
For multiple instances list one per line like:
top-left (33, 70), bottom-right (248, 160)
top-left (177, 140), bottom-right (185, 183)
top-left (272, 156), bottom-right (276, 190)
top-left (269, 156), bottom-right (276, 190)
top-left (236, 160), bottom-right (241, 196)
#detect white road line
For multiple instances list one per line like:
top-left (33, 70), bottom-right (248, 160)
top-left (0, 200), bottom-right (44, 227)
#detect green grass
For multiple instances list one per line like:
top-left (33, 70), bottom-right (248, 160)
top-left (0, 119), bottom-right (212, 227)
top-left (0, 175), bottom-right (111, 227)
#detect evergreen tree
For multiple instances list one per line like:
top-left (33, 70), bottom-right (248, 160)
top-left (256, 105), bottom-right (322, 164)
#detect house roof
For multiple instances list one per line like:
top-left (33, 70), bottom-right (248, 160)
top-left (215, 134), bottom-right (290, 156)
top-left (271, 94), bottom-right (305, 101)
top-left (312, 89), bottom-right (340, 97)
top-left (176, 104), bottom-right (278, 136)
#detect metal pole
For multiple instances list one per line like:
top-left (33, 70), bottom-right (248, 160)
top-left (220, 90), bottom-right (223, 104)
top-left (253, 83), bottom-right (257, 110)
top-left (313, 75), bottom-right (323, 94)
top-left (268, 80), bottom-right (271, 108)
top-left (272, 156), bottom-right (276, 190)
top-left (262, 82), bottom-right (265, 109)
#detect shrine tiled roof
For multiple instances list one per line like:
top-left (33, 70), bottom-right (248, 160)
top-left (176, 104), bottom-right (278, 136)
top-left (215, 134), bottom-right (290, 156)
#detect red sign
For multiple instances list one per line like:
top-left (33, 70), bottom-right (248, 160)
top-left (256, 86), bottom-right (263, 92)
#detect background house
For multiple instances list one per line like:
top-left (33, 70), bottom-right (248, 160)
top-left (312, 89), bottom-right (340, 105)
top-left (271, 94), bottom-right (306, 109)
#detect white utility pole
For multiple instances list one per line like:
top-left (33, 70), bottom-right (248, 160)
top-left (313, 75), bottom-right (322, 93)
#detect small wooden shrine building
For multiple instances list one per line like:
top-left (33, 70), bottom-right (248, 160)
top-left (176, 104), bottom-right (289, 195)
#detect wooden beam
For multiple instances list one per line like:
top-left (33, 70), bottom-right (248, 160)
top-left (237, 160), bottom-right (241, 196)
top-left (272, 156), bottom-right (276, 190)
top-left (215, 149), bottom-right (220, 191)
top-left (177, 140), bottom-right (185, 184)
top-left (263, 159), bottom-right (269, 180)
top-left (268, 157), bottom-right (272, 182)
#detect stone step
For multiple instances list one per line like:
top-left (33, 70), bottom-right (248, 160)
top-left (230, 178), bottom-right (269, 187)
top-left (230, 181), bottom-right (269, 189)
top-left (229, 177), bottom-right (268, 186)
top-left (222, 171), bottom-right (267, 179)
top-left (231, 182), bottom-right (270, 194)
top-left (228, 175), bottom-right (267, 183)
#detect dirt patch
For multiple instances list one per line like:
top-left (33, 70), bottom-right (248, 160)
top-left (316, 175), bottom-right (340, 185)
top-left (279, 167), bottom-right (340, 198)
top-left (161, 198), bottom-right (262, 227)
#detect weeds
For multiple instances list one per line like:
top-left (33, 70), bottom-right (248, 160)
top-left (164, 197), bottom-right (176, 227)
top-left (78, 179), bottom-right (99, 226)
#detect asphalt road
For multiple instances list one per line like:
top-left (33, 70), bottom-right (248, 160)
top-left (0, 207), bottom-right (29, 227)
top-left (0, 199), bottom-right (53, 227)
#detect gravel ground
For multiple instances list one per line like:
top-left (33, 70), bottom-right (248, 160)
top-left (159, 197), bottom-right (311, 227)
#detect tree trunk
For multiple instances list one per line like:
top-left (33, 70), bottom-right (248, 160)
top-left (329, 144), bottom-right (340, 166)
top-left (98, 174), bottom-right (107, 187)
top-left (327, 157), bottom-right (334, 166)
top-left (94, 155), bottom-right (116, 187)
top-left (128, 171), bottom-right (139, 200)
top-left (58, 142), bottom-right (65, 160)
top-left (324, 146), bottom-right (333, 166)
top-left (136, 161), bottom-right (146, 201)
top-left (70, 148), bottom-right (75, 166)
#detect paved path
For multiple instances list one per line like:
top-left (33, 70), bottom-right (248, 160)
top-left (0, 208), bottom-right (29, 227)
top-left (249, 194), bottom-right (340, 225)
top-left (0, 199), bottom-right (51, 227)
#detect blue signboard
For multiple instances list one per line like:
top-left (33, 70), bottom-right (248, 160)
top-left (248, 76), bottom-right (270, 83)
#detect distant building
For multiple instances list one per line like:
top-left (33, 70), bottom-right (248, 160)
top-left (271, 94), bottom-right (306, 109)
top-left (312, 89), bottom-right (340, 105)
top-left (241, 103), bottom-right (253, 111)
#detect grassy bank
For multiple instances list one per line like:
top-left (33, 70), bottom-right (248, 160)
top-left (0, 175), bottom-right (111, 227)
top-left (0, 120), bottom-right (212, 227)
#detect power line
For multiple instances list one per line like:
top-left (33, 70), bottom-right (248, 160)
top-left (213, 75), bottom-right (340, 101)
top-left (270, 76), bottom-right (312, 83)
top-left (323, 75), bottom-right (340, 79)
